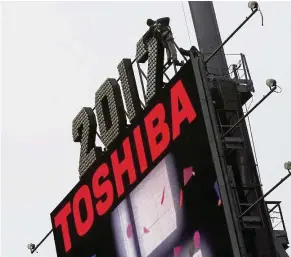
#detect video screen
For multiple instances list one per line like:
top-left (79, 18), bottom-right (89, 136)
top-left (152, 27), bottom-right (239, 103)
top-left (111, 134), bottom-right (232, 257)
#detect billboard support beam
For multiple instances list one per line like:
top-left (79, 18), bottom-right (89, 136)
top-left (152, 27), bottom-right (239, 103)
top-left (190, 51), bottom-right (246, 257)
top-left (188, 1), bottom-right (280, 256)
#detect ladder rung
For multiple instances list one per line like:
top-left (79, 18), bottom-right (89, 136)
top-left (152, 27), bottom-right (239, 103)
top-left (223, 137), bottom-right (244, 143)
top-left (236, 184), bottom-right (262, 189)
top-left (220, 124), bottom-right (241, 128)
top-left (240, 203), bottom-right (253, 206)
top-left (241, 215), bottom-right (263, 229)
top-left (217, 109), bottom-right (239, 112)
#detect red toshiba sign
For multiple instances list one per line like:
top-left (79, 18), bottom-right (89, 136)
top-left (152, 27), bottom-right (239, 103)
top-left (51, 75), bottom-right (199, 256)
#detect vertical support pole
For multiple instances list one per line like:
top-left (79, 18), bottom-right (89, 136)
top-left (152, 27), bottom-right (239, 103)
top-left (187, 2), bottom-right (278, 256)
top-left (190, 52), bottom-right (246, 257)
top-left (188, 1), bottom-right (229, 77)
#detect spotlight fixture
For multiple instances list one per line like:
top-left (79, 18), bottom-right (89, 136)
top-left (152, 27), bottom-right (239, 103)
top-left (284, 161), bottom-right (291, 172)
top-left (266, 79), bottom-right (277, 89)
top-left (248, 1), bottom-right (259, 10)
top-left (27, 243), bottom-right (36, 251)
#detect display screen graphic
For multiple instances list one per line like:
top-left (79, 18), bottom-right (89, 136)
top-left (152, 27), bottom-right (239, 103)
top-left (113, 154), bottom-right (182, 257)
top-left (51, 61), bottom-right (233, 257)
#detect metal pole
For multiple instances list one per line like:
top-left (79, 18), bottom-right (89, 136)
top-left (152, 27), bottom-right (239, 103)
top-left (31, 229), bottom-right (53, 254)
top-left (222, 86), bottom-right (277, 139)
top-left (205, 8), bottom-right (258, 64)
top-left (239, 171), bottom-right (291, 218)
top-left (188, 1), bottom-right (229, 76)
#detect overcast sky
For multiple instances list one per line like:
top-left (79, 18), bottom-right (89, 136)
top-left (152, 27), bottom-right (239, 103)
top-left (1, 1), bottom-right (291, 257)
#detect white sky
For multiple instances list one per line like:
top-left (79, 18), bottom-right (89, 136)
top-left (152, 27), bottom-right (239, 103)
top-left (1, 1), bottom-right (291, 257)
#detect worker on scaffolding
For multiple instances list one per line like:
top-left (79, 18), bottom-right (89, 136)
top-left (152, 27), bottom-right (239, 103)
top-left (144, 17), bottom-right (184, 66)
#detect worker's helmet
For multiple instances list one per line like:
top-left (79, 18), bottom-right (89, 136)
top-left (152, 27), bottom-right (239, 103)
top-left (147, 19), bottom-right (155, 26)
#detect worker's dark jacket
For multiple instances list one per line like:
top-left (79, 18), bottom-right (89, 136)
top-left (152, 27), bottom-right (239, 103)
top-left (143, 17), bottom-right (172, 43)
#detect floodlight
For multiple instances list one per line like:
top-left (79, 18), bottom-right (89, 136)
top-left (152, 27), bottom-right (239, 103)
top-left (266, 79), bottom-right (277, 89)
top-left (284, 161), bottom-right (291, 171)
top-left (27, 243), bottom-right (35, 251)
top-left (248, 1), bottom-right (258, 10)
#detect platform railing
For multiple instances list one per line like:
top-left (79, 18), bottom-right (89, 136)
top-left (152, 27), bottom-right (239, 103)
top-left (266, 201), bottom-right (289, 249)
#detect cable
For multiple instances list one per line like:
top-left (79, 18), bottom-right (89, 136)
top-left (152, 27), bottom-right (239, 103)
top-left (181, 1), bottom-right (192, 46)
top-left (259, 7), bottom-right (264, 26)
top-left (273, 220), bottom-right (283, 229)
top-left (274, 85), bottom-right (283, 94)
top-left (245, 98), bottom-right (262, 184)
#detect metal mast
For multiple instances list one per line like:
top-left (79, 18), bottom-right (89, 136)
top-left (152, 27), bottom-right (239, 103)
top-left (189, 2), bottom-right (229, 77)
top-left (188, 1), bottom-right (289, 256)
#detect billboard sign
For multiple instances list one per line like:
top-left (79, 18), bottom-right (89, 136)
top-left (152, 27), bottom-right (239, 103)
top-left (51, 31), bottom-right (233, 257)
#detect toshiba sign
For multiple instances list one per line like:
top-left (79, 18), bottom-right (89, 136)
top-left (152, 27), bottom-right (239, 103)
top-left (51, 46), bottom-right (233, 257)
